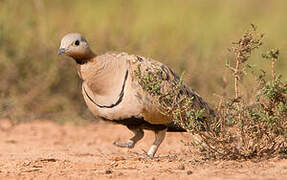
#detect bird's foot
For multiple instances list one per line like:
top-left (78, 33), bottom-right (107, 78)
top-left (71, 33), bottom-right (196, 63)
top-left (113, 140), bottom-right (134, 149)
top-left (128, 150), bottom-right (155, 160)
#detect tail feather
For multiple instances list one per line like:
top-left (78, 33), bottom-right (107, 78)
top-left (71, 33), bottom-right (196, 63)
top-left (166, 122), bottom-right (186, 132)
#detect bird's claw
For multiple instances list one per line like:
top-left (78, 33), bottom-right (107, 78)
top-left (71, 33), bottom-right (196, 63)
top-left (113, 141), bottom-right (134, 148)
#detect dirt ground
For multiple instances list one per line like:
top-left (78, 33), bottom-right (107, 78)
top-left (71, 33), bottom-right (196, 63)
top-left (0, 120), bottom-right (286, 180)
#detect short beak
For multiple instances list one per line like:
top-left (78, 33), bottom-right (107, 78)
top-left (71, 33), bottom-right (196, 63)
top-left (57, 48), bottom-right (66, 56)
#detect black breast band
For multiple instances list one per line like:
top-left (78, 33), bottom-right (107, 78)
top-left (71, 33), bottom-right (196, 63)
top-left (83, 70), bottom-right (129, 108)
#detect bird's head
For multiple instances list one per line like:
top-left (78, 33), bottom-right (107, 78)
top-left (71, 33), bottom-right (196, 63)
top-left (58, 33), bottom-right (95, 64)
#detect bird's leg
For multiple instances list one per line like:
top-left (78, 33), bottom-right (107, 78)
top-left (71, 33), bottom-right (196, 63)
top-left (147, 128), bottom-right (167, 157)
top-left (113, 128), bottom-right (144, 148)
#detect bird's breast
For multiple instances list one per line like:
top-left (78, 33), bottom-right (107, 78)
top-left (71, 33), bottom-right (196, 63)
top-left (81, 76), bottom-right (144, 120)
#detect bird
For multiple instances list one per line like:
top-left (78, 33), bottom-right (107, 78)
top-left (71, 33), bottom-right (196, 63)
top-left (58, 33), bottom-right (215, 157)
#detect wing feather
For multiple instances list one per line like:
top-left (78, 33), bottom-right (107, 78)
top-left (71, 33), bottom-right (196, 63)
top-left (128, 54), bottom-right (215, 122)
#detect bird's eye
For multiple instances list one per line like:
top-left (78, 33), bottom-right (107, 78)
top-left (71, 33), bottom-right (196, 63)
top-left (74, 40), bottom-right (80, 46)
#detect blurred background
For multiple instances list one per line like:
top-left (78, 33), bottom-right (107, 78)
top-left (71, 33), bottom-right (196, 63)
top-left (0, 0), bottom-right (287, 124)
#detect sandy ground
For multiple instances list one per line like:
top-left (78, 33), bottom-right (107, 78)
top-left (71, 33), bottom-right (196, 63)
top-left (0, 120), bottom-right (286, 180)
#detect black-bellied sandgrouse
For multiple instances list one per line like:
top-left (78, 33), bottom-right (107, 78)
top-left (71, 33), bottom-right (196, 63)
top-left (58, 33), bottom-right (215, 157)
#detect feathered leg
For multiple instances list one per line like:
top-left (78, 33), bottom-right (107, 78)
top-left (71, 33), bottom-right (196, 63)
top-left (113, 128), bottom-right (144, 148)
top-left (147, 128), bottom-right (167, 157)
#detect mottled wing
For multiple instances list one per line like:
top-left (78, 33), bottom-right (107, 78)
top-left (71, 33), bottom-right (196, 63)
top-left (128, 54), bottom-right (215, 121)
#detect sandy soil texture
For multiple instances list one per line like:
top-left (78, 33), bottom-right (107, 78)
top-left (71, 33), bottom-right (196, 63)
top-left (0, 120), bottom-right (286, 180)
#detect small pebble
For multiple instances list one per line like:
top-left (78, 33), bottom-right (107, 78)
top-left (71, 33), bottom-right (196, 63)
top-left (111, 161), bottom-right (118, 167)
top-left (23, 160), bottom-right (31, 166)
top-left (178, 164), bottom-right (185, 170)
top-left (105, 169), bottom-right (112, 174)
top-left (187, 170), bottom-right (193, 175)
top-left (113, 156), bottom-right (125, 161)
